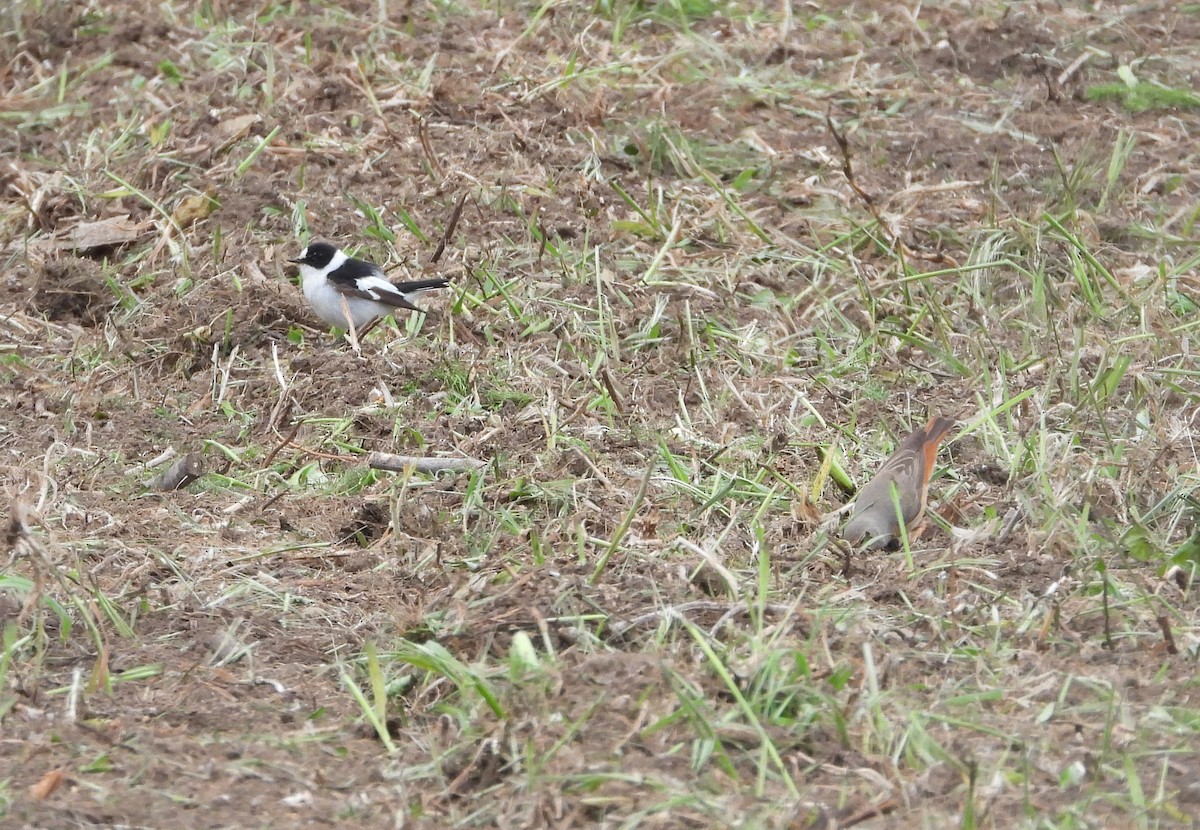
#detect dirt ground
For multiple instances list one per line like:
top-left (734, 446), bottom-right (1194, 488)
top-left (3, 1), bottom-right (1199, 828)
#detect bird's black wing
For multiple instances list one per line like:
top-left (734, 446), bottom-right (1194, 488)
top-left (324, 256), bottom-right (385, 297)
top-left (327, 253), bottom-right (452, 313)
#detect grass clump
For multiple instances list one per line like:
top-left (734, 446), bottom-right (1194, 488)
top-left (1086, 81), bottom-right (1200, 112)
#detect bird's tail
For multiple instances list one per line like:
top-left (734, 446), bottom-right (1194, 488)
top-left (392, 277), bottom-right (451, 293)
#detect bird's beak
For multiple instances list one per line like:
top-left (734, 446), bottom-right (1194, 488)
top-left (288, 257), bottom-right (303, 264)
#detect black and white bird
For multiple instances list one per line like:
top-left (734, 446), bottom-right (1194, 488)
top-left (289, 241), bottom-right (449, 344)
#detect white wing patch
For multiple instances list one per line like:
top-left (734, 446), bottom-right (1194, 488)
top-left (355, 274), bottom-right (404, 301)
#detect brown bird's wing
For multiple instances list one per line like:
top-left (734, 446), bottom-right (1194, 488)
top-left (869, 432), bottom-right (926, 526)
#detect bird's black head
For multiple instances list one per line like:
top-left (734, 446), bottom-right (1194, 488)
top-left (290, 241), bottom-right (338, 268)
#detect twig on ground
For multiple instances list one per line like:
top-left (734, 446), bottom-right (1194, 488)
top-left (829, 536), bottom-right (855, 578)
top-left (1157, 615), bottom-right (1177, 655)
top-left (825, 112), bottom-right (901, 255)
top-left (430, 192), bottom-right (467, 265)
top-left (417, 115), bottom-right (444, 182)
top-left (367, 451), bottom-right (487, 474)
top-left (842, 798), bottom-right (900, 828)
top-left (1057, 51), bottom-right (1091, 86)
top-left (262, 419), bottom-right (304, 469)
top-left (599, 367), bottom-right (627, 415)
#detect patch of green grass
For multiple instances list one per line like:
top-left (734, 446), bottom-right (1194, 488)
top-left (1086, 82), bottom-right (1200, 112)
top-left (596, 0), bottom-right (719, 32)
top-left (616, 119), bottom-right (765, 187)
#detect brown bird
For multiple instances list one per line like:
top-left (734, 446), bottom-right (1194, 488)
top-left (843, 416), bottom-right (956, 549)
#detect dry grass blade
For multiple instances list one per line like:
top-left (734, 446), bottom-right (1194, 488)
top-left (366, 451), bottom-right (486, 474)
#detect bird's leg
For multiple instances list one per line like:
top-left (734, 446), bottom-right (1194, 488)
top-left (356, 316), bottom-right (384, 339)
top-left (338, 295), bottom-right (363, 356)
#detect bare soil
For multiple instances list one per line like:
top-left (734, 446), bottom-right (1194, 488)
top-left (3, 1), bottom-right (1199, 828)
